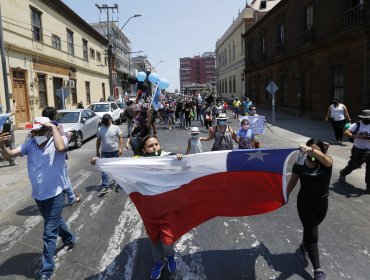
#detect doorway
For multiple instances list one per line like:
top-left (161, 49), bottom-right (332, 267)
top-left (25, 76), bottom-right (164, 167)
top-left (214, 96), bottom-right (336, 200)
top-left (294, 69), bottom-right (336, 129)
top-left (11, 69), bottom-right (30, 125)
top-left (53, 77), bottom-right (64, 109)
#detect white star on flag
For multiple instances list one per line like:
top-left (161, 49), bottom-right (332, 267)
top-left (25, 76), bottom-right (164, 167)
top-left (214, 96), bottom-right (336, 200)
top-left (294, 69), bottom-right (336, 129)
top-left (246, 150), bottom-right (270, 161)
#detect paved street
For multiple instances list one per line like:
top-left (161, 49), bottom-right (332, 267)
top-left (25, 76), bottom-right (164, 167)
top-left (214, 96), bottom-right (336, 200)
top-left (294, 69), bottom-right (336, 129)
top-left (0, 110), bottom-right (369, 280)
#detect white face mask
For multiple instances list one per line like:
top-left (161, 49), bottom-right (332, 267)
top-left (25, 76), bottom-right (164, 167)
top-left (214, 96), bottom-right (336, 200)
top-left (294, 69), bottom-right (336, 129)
top-left (191, 135), bottom-right (199, 139)
top-left (34, 135), bottom-right (48, 145)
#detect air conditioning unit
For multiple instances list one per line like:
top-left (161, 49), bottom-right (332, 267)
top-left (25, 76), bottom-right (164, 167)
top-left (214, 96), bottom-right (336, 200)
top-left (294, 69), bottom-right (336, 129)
top-left (68, 80), bottom-right (75, 88)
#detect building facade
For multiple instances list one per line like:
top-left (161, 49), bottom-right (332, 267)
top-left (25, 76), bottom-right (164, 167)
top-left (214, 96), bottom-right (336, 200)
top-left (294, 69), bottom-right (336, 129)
top-left (0, 0), bottom-right (110, 127)
top-left (215, 0), bottom-right (280, 101)
top-left (90, 22), bottom-right (132, 100)
top-left (179, 52), bottom-right (216, 94)
top-left (243, 0), bottom-right (370, 119)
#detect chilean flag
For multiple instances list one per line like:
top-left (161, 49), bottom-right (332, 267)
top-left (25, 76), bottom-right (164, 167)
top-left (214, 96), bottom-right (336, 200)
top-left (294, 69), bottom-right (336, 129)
top-left (95, 148), bottom-right (296, 243)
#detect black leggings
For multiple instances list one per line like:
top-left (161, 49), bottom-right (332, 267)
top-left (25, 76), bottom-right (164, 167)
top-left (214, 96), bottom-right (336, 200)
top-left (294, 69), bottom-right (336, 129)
top-left (332, 120), bottom-right (345, 141)
top-left (297, 195), bottom-right (328, 270)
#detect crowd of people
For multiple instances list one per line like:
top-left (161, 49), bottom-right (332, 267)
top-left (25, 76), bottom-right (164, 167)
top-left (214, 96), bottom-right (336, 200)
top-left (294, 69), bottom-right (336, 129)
top-left (1, 91), bottom-right (370, 280)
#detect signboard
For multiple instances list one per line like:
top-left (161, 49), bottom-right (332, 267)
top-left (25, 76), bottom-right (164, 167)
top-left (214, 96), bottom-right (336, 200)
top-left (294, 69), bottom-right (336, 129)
top-left (266, 81), bottom-right (279, 95)
top-left (238, 115), bottom-right (266, 135)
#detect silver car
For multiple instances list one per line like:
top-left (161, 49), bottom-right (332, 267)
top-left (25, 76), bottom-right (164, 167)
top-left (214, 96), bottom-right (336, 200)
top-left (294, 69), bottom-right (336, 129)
top-left (56, 109), bottom-right (101, 149)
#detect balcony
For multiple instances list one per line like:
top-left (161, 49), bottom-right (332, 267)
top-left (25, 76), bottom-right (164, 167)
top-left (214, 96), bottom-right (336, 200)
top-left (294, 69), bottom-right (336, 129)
top-left (343, 4), bottom-right (368, 28)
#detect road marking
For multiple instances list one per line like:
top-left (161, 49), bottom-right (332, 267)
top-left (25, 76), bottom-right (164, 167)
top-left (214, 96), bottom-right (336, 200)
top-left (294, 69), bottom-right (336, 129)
top-left (96, 199), bottom-right (142, 280)
top-left (175, 230), bottom-right (206, 280)
top-left (0, 170), bottom-right (92, 253)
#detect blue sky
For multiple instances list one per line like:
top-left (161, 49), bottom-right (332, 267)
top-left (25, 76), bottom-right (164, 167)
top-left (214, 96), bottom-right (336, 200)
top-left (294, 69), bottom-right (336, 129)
top-left (62, 0), bottom-right (248, 91)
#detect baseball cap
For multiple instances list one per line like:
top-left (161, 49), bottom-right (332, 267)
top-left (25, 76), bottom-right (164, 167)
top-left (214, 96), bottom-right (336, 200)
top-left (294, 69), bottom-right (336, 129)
top-left (25, 117), bottom-right (52, 131)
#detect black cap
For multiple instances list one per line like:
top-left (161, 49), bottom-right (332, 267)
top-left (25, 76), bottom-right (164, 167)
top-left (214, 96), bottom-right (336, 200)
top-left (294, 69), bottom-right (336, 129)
top-left (102, 114), bottom-right (112, 121)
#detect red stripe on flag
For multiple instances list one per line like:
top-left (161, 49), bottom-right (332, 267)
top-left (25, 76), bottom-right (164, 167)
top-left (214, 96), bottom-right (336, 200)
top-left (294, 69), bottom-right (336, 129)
top-left (129, 171), bottom-right (284, 243)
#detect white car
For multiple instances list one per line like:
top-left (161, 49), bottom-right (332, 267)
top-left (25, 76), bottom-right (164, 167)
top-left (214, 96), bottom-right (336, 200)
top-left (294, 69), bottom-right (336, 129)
top-left (87, 102), bottom-right (121, 124)
top-left (56, 109), bottom-right (101, 149)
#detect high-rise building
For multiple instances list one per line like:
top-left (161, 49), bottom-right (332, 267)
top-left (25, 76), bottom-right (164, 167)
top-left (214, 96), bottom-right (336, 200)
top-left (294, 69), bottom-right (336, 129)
top-left (179, 53), bottom-right (216, 93)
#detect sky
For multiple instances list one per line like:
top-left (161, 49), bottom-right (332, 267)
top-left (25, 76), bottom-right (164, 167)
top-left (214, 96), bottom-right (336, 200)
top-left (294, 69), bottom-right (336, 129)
top-left (62, 0), bottom-right (249, 91)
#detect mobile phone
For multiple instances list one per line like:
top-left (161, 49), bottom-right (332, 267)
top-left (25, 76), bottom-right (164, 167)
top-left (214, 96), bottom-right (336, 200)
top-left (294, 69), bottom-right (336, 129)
top-left (1, 123), bottom-right (11, 134)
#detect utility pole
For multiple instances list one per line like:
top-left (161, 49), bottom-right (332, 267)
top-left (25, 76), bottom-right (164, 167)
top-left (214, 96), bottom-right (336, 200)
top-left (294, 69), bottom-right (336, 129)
top-left (95, 4), bottom-right (118, 98)
top-left (0, 3), bottom-right (11, 113)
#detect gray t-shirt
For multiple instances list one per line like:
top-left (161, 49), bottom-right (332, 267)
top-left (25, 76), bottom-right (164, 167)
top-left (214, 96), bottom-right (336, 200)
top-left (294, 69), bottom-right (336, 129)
top-left (97, 124), bottom-right (122, 152)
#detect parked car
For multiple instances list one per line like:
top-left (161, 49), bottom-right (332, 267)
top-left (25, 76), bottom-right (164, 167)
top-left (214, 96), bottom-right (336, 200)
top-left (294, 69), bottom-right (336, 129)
top-left (117, 102), bottom-right (127, 122)
top-left (87, 102), bottom-right (121, 124)
top-left (56, 109), bottom-right (101, 149)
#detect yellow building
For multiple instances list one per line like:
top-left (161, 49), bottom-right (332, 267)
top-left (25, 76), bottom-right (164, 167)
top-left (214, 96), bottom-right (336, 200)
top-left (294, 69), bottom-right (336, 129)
top-left (0, 0), bottom-right (110, 127)
top-left (215, 0), bottom-right (280, 101)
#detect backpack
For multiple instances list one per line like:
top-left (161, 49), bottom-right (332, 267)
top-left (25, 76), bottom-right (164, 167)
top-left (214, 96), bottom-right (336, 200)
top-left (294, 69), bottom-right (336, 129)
top-left (348, 121), bottom-right (360, 143)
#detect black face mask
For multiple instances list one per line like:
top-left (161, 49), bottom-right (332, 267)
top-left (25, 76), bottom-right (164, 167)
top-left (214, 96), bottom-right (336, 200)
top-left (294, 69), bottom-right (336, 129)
top-left (362, 119), bottom-right (370, 125)
top-left (333, 101), bottom-right (338, 106)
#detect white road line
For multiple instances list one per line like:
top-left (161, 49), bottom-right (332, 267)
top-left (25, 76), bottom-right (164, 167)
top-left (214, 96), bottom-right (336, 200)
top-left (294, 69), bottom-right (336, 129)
top-left (96, 199), bottom-right (142, 280)
top-left (175, 230), bottom-right (206, 280)
top-left (0, 170), bottom-right (92, 253)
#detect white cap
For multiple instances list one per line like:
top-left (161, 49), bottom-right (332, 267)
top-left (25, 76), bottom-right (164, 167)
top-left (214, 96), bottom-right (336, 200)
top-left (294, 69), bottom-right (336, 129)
top-left (25, 117), bottom-right (51, 131)
top-left (189, 127), bottom-right (200, 134)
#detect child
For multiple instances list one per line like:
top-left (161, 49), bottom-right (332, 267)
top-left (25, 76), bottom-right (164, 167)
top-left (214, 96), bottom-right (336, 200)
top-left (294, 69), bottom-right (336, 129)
top-left (236, 119), bottom-right (255, 149)
top-left (186, 127), bottom-right (206, 155)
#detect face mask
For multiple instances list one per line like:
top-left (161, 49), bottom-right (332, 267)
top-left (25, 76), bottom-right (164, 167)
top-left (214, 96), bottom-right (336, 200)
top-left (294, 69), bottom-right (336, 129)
top-left (144, 149), bottom-right (162, 157)
top-left (191, 135), bottom-right (199, 139)
top-left (242, 125), bottom-right (249, 130)
top-left (362, 119), bottom-right (370, 125)
top-left (333, 101), bottom-right (338, 106)
top-left (34, 135), bottom-right (48, 145)
top-left (218, 120), bottom-right (226, 126)
top-left (250, 110), bottom-right (256, 114)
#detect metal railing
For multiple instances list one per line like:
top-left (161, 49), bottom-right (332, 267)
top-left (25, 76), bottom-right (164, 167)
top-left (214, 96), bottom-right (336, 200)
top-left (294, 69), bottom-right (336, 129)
top-left (343, 4), bottom-right (368, 27)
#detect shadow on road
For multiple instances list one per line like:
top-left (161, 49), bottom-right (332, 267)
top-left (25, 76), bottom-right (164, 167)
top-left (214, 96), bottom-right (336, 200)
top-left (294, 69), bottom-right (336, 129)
top-left (16, 205), bottom-right (40, 217)
top-left (331, 181), bottom-right (368, 198)
top-left (0, 252), bottom-right (40, 279)
top-left (84, 239), bottom-right (312, 280)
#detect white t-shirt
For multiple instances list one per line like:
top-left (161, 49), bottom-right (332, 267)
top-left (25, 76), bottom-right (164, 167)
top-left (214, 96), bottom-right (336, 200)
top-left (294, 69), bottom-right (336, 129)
top-left (350, 121), bottom-right (370, 149)
top-left (330, 104), bottom-right (346, 121)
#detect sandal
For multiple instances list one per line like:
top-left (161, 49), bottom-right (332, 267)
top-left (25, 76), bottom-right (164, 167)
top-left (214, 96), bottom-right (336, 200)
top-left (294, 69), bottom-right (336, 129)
top-left (70, 193), bottom-right (82, 205)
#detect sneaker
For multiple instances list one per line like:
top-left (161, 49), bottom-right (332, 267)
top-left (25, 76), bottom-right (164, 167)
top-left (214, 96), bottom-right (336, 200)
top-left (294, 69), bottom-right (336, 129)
top-left (338, 170), bottom-right (346, 182)
top-left (314, 269), bottom-right (327, 280)
top-left (70, 193), bottom-right (82, 205)
top-left (56, 239), bottom-right (77, 257)
top-left (365, 186), bottom-right (370, 194)
top-left (151, 262), bottom-right (165, 279)
top-left (38, 275), bottom-right (50, 280)
top-left (299, 243), bottom-right (309, 267)
top-left (98, 187), bottom-right (109, 195)
top-left (9, 160), bottom-right (18, 166)
top-left (167, 254), bottom-right (177, 273)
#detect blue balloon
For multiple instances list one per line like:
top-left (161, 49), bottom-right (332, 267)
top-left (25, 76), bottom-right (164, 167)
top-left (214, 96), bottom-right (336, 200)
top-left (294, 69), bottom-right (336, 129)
top-left (136, 71), bottom-right (147, 82)
top-left (148, 73), bottom-right (160, 84)
top-left (158, 78), bottom-right (169, 90)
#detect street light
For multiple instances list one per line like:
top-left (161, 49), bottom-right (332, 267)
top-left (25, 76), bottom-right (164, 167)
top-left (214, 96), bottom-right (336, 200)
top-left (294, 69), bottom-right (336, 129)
top-left (152, 60), bottom-right (163, 72)
top-left (119, 14), bottom-right (141, 32)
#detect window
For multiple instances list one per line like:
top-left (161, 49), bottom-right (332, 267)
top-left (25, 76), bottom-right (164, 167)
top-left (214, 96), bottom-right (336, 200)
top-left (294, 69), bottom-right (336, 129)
top-left (31, 8), bottom-right (42, 41)
top-left (97, 51), bottom-right (101, 62)
top-left (279, 24), bottom-right (285, 45)
top-left (228, 45), bottom-right (231, 64)
top-left (90, 48), bottom-right (95, 60)
top-left (67, 29), bottom-right (74, 55)
top-left (233, 76), bottom-right (236, 93)
top-left (51, 35), bottom-right (61, 49)
top-left (232, 41), bottom-right (236, 60)
top-left (38, 74), bottom-right (47, 108)
top-left (83, 39), bottom-right (88, 61)
top-left (102, 83), bottom-right (106, 101)
top-left (261, 36), bottom-right (266, 55)
top-left (280, 75), bottom-right (288, 105)
top-left (229, 77), bottom-right (232, 93)
top-left (261, 0), bottom-right (267, 9)
top-left (331, 65), bottom-right (345, 100)
top-left (85, 81), bottom-right (91, 104)
top-left (224, 78), bottom-right (227, 93)
top-left (305, 5), bottom-right (314, 31)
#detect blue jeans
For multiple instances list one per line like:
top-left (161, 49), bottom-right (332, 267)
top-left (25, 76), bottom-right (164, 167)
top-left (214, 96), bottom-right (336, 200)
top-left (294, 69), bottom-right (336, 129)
top-left (63, 161), bottom-right (75, 204)
top-left (35, 193), bottom-right (75, 277)
top-left (101, 150), bottom-right (119, 187)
